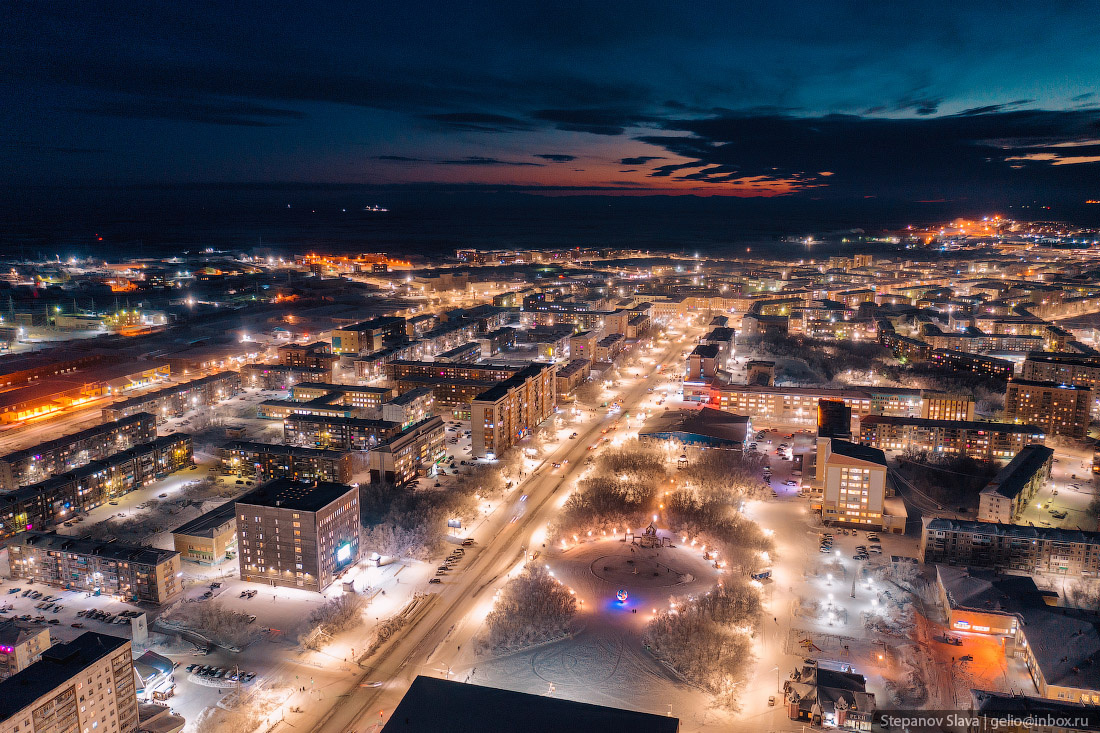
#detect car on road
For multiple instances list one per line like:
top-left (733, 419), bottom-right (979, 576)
top-left (461, 539), bottom-right (475, 546)
top-left (429, 578), bottom-right (442, 584)
top-left (785, 480), bottom-right (798, 486)
top-left (71, 622), bottom-right (84, 628)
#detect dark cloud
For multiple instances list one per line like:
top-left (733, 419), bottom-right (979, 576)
top-left (534, 154), bottom-right (576, 162)
top-left (423, 112), bottom-right (533, 132)
top-left (376, 155), bottom-right (426, 162)
top-left (66, 96), bottom-right (306, 127)
top-left (635, 108), bottom-right (1100, 199)
top-left (531, 109), bottom-right (646, 136)
top-left (620, 156), bottom-right (664, 165)
top-left (439, 156), bottom-right (543, 166)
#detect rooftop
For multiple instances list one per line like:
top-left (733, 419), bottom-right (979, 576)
top-left (381, 676), bottom-right (679, 733)
top-left (171, 501), bottom-right (237, 538)
top-left (982, 444), bottom-right (1054, 500)
top-left (11, 531), bottom-right (180, 566)
top-left (859, 414), bottom-right (1045, 434)
top-left (829, 439), bottom-right (887, 466)
top-left (640, 407), bottom-right (750, 446)
top-left (924, 517), bottom-right (1100, 545)
top-left (235, 478), bottom-right (356, 513)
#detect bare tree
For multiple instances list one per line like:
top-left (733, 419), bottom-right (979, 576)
top-left (483, 565), bottom-right (577, 651)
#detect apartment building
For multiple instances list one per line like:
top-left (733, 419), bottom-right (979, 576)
top-left (368, 416), bottom-right (446, 485)
top-left (554, 358), bottom-right (591, 397)
top-left (471, 363), bottom-right (557, 457)
top-left (712, 384), bottom-right (924, 423)
top-left (283, 414), bottom-right (401, 451)
top-left (101, 371), bottom-right (240, 423)
top-left (220, 441), bottom-right (352, 483)
top-left (977, 445), bottom-right (1054, 523)
top-left (240, 363), bottom-right (330, 390)
top-left (858, 415), bottom-right (1045, 460)
top-left (0, 434), bottom-right (193, 543)
top-left (928, 349), bottom-right (1014, 379)
top-left (236, 479), bottom-right (360, 592)
top-left (921, 392), bottom-right (975, 421)
top-left (276, 341), bottom-right (339, 372)
top-left (0, 621), bottom-right (51, 680)
top-left (816, 438), bottom-right (904, 532)
top-left (0, 412), bottom-right (156, 490)
top-left (1004, 378), bottom-right (1093, 439)
top-left (920, 517), bottom-right (1100, 577)
top-left (9, 532), bottom-right (182, 604)
top-left (1022, 353), bottom-right (1100, 392)
top-left (0, 633), bottom-right (138, 733)
top-left (330, 317), bottom-right (406, 355)
top-left (381, 387), bottom-right (435, 428)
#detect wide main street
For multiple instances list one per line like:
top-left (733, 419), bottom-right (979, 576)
top-left (311, 327), bottom-right (697, 733)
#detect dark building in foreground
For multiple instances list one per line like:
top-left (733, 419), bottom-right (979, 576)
top-left (382, 676), bottom-right (679, 733)
top-left (235, 479), bottom-right (359, 592)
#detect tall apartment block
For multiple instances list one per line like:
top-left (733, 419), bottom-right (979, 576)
top-left (0, 633), bottom-right (138, 733)
top-left (1003, 378), bottom-right (1092, 439)
top-left (236, 479), bottom-right (360, 592)
top-left (471, 363), bottom-right (556, 457)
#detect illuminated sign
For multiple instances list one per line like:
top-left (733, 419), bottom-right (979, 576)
top-left (953, 620), bottom-right (971, 629)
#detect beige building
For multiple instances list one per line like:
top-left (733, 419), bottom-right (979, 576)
top-left (977, 445), bottom-right (1054, 523)
top-left (0, 621), bottom-right (51, 680)
top-left (171, 502), bottom-right (237, 564)
top-left (817, 438), bottom-right (904, 532)
top-left (368, 416), bottom-right (445, 485)
top-left (0, 632), bottom-right (138, 733)
top-left (921, 392), bottom-right (975, 421)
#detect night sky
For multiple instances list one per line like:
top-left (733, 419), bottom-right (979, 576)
top-left (3, 1), bottom-right (1100, 223)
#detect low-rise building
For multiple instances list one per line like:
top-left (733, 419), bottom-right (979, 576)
top-left (241, 363), bottom-right (331, 390)
top-left (9, 532), bottom-right (182, 603)
top-left (638, 407), bottom-right (750, 450)
top-left (782, 660), bottom-right (876, 730)
top-left (170, 501), bottom-right (237, 565)
top-left (236, 479), bottom-right (360, 592)
top-left (0, 633), bottom-right (138, 733)
top-left (220, 441), bottom-right (353, 483)
top-left (978, 445), bottom-right (1054, 523)
top-left (920, 517), bottom-right (1100, 577)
